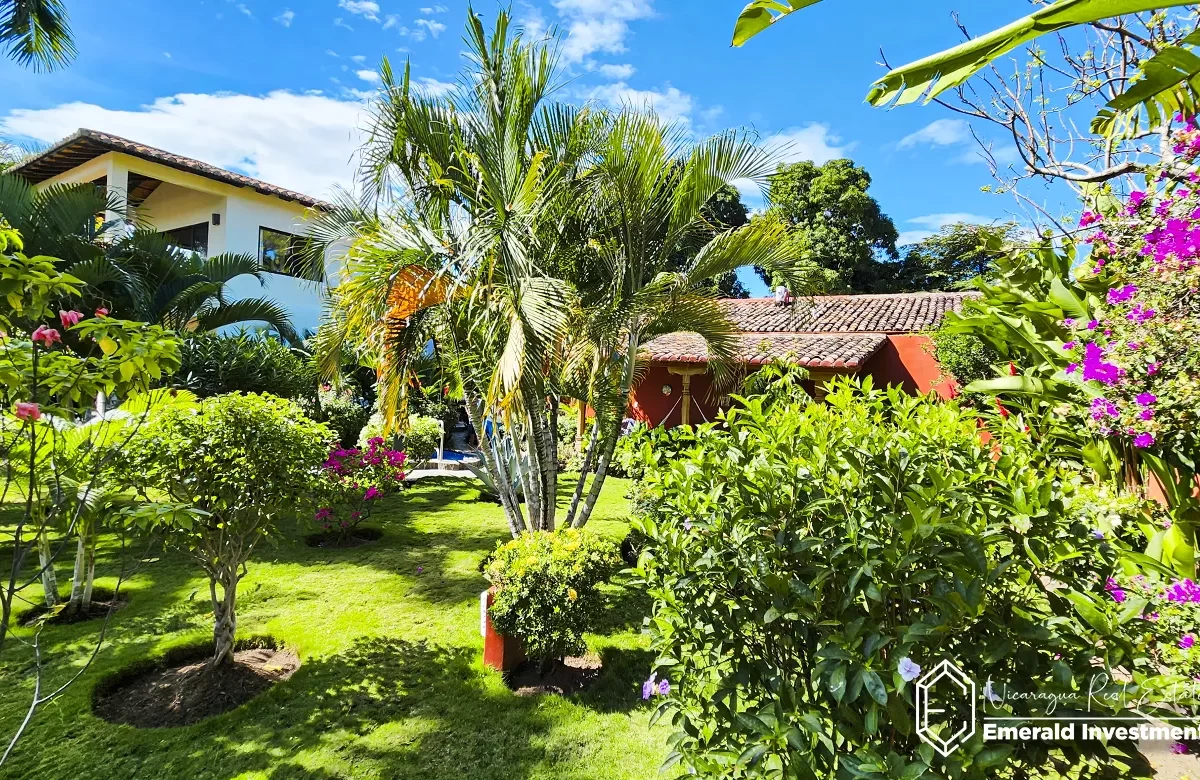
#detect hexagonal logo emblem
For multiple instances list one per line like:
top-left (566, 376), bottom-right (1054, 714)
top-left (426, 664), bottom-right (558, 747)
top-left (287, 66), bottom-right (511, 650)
top-left (915, 660), bottom-right (977, 757)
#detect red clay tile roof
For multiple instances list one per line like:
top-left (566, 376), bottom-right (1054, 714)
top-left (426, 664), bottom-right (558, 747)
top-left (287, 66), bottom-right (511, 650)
top-left (9, 128), bottom-right (328, 209)
top-left (722, 291), bottom-right (976, 334)
top-left (642, 332), bottom-right (889, 369)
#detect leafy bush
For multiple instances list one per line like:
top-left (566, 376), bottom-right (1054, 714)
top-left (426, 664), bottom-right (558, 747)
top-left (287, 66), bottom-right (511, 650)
top-left (319, 393), bottom-right (372, 447)
top-left (172, 331), bottom-right (314, 399)
top-left (930, 322), bottom-right (1000, 409)
top-left (483, 529), bottom-right (621, 662)
top-left (358, 413), bottom-right (441, 464)
top-left (123, 392), bottom-right (334, 665)
top-left (314, 438), bottom-right (407, 540)
top-left (612, 423), bottom-right (698, 482)
top-left (633, 377), bottom-right (1165, 779)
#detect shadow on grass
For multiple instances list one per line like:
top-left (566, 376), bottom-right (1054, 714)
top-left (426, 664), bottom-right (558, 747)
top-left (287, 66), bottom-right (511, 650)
top-left (208, 636), bottom-right (557, 780)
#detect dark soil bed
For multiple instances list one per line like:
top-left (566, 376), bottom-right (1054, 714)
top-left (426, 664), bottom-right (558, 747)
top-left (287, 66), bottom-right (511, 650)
top-left (18, 588), bottom-right (127, 627)
top-left (508, 653), bottom-right (602, 696)
top-left (93, 644), bottom-right (300, 728)
top-left (303, 527), bottom-right (384, 548)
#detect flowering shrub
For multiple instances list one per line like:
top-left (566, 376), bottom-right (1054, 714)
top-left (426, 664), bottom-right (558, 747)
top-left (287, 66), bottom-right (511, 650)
top-left (314, 437), bottom-right (407, 540)
top-left (357, 412), bottom-right (440, 463)
top-left (1107, 573), bottom-right (1200, 679)
top-left (482, 529), bottom-right (621, 663)
top-left (1063, 128), bottom-right (1200, 459)
top-left (632, 378), bottom-right (1167, 779)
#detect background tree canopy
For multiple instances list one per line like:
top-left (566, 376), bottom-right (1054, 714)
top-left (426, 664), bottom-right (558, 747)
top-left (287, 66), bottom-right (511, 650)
top-left (757, 158), bottom-right (899, 294)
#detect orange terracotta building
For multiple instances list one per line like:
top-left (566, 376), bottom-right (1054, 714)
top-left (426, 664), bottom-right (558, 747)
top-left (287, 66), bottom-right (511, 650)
top-left (631, 291), bottom-right (975, 428)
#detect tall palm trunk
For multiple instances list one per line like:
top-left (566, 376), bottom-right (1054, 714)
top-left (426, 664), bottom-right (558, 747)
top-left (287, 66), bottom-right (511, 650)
top-left (573, 331), bottom-right (638, 528)
top-left (36, 528), bottom-right (58, 608)
top-left (81, 534), bottom-right (96, 611)
top-left (565, 420), bottom-right (600, 527)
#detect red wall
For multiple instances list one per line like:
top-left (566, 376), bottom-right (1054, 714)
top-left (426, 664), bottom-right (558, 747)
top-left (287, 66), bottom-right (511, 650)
top-left (859, 334), bottom-right (957, 400)
top-left (630, 365), bottom-right (723, 428)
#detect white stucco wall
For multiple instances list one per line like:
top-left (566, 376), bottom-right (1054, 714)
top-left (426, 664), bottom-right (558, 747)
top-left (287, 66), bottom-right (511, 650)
top-left (34, 150), bottom-right (327, 333)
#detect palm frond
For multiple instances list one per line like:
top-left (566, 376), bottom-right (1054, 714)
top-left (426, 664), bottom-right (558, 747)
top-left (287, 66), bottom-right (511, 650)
top-left (1, 0), bottom-right (75, 71)
top-left (194, 297), bottom-right (299, 344)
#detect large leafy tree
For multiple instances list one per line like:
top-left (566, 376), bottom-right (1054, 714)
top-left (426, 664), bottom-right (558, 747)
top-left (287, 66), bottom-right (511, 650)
top-left (892, 221), bottom-right (1020, 292)
top-left (0, 175), bottom-right (298, 342)
top-left (758, 158), bottom-right (898, 293)
top-left (308, 10), bottom-right (810, 535)
top-left (1, 0), bottom-right (73, 71)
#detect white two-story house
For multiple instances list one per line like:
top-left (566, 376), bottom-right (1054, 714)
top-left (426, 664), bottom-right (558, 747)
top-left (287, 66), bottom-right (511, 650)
top-left (8, 128), bottom-right (329, 330)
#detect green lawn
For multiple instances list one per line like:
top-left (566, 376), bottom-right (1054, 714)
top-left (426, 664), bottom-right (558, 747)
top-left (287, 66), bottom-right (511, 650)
top-left (0, 476), bottom-right (664, 779)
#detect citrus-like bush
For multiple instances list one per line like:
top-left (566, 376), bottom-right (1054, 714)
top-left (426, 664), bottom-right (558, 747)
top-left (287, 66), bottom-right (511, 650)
top-left (633, 378), bottom-right (1168, 779)
top-left (483, 529), bottom-right (621, 662)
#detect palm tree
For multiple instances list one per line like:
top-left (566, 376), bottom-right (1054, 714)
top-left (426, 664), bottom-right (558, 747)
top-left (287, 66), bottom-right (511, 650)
top-left (310, 10), bottom-right (817, 534)
top-left (0, 174), bottom-right (299, 342)
top-left (1, 0), bottom-right (74, 71)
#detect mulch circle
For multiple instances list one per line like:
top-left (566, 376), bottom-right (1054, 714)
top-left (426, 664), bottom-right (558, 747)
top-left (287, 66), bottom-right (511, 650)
top-left (508, 653), bottom-right (603, 696)
top-left (303, 527), bottom-right (384, 549)
top-left (93, 644), bottom-right (300, 728)
top-left (18, 589), bottom-right (127, 627)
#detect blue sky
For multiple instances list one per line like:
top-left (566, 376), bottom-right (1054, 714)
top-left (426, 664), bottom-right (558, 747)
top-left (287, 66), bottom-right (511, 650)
top-left (0, 0), bottom-right (1076, 320)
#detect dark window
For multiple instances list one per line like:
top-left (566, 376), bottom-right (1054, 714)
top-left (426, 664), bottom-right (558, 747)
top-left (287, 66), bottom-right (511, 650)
top-left (162, 222), bottom-right (209, 255)
top-left (259, 227), bottom-right (305, 276)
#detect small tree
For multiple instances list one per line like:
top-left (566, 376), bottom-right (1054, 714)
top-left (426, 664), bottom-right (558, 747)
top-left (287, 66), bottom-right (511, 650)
top-left (126, 393), bottom-right (334, 666)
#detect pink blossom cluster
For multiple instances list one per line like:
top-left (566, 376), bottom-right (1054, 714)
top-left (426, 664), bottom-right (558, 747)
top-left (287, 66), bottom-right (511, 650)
top-left (314, 437), bottom-right (407, 535)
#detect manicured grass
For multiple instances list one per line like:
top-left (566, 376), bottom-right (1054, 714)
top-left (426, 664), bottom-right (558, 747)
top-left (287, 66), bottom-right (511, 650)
top-left (0, 476), bottom-right (664, 779)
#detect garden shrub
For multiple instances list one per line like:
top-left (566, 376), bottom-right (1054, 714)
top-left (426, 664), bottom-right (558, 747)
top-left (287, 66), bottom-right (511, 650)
top-left (358, 413), bottom-right (441, 463)
top-left (172, 331), bottom-right (314, 400)
top-left (483, 529), bottom-right (621, 662)
top-left (123, 392), bottom-right (334, 666)
top-left (319, 392), bottom-right (372, 447)
top-left (313, 438), bottom-right (408, 541)
top-left (633, 377), bottom-right (1168, 779)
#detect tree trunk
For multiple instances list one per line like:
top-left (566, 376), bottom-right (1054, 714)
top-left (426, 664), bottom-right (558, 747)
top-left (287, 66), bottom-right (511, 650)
top-left (565, 421), bottom-right (600, 527)
top-left (81, 534), bottom-right (96, 611)
top-left (543, 397), bottom-right (559, 530)
top-left (210, 569), bottom-right (239, 667)
top-left (36, 530), bottom-right (58, 608)
top-left (573, 331), bottom-right (638, 528)
top-left (67, 534), bottom-right (86, 614)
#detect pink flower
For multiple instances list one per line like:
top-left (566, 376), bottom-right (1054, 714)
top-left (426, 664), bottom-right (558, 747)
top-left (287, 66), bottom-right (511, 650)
top-left (363, 486), bottom-right (382, 501)
top-left (31, 325), bottom-right (61, 347)
top-left (14, 402), bottom-right (40, 421)
top-left (1172, 742), bottom-right (1189, 755)
top-left (94, 307), bottom-right (108, 317)
top-left (1107, 284), bottom-right (1138, 304)
top-left (1180, 634), bottom-right (1195, 651)
top-left (1134, 432), bottom-right (1156, 448)
top-left (1148, 363), bottom-right (1161, 376)
top-left (58, 310), bottom-right (83, 328)
top-left (1079, 211), bottom-right (1101, 227)
top-left (314, 507), bottom-right (333, 522)
top-left (1136, 393), bottom-right (1158, 406)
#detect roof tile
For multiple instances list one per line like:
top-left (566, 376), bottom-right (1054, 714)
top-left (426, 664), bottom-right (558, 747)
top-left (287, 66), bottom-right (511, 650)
top-left (722, 291), bottom-right (976, 334)
top-left (642, 332), bottom-right (890, 369)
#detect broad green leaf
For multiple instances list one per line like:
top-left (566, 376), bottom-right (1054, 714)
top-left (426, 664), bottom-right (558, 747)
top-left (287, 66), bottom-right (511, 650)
top-left (731, 0), bottom-right (823, 47)
top-left (862, 670), bottom-right (888, 705)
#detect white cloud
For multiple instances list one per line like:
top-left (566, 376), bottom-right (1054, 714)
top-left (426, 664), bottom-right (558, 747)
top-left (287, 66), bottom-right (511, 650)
top-left (383, 14), bottom-right (405, 31)
top-left (553, 0), bottom-right (654, 63)
top-left (594, 62), bottom-right (635, 79)
top-left (416, 77), bottom-right (455, 96)
top-left (899, 118), bottom-right (970, 149)
top-left (334, 17), bottom-right (354, 31)
top-left (0, 91), bottom-right (367, 200)
top-left (162, 52), bottom-right (172, 59)
top-left (415, 18), bottom-right (446, 37)
top-left (351, 54), bottom-right (367, 63)
top-left (762, 123), bottom-right (849, 166)
top-left (274, 9), bottom-right (295, 26)
top-left (356, 69), bottom-right (380, 83)
top-left (586, 81), bottom-right (693, 126)
top-left (338, 0), bottom-right (379, 20)
top-left (419, 5), bottom-right (448, 13)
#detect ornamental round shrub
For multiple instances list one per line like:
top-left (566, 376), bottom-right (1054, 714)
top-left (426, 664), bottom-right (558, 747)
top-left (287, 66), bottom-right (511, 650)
top-left (483, 529), bottom-right (621, 662)
top-left (633, 378), bottom-right (1166, 779)
top-left (358, 413), bottom-right (440, 462)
